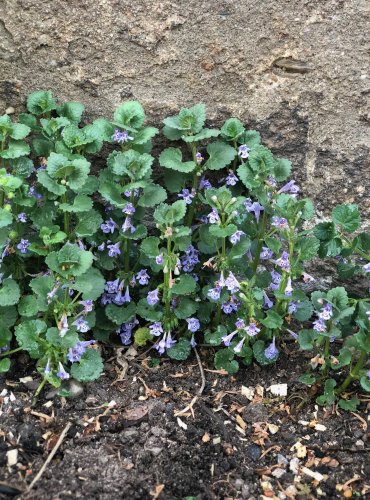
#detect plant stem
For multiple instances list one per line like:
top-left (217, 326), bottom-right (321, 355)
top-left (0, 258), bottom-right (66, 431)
top-left (336, 351), bottom-right (367, 395)
top-left (252, 210), bottom-right (267, 274)
top-left (185, 143), bottom-right (199, 227)
top-left (32, 377), bottom-right (47, 406)
top-left (0, 346), bottom-right (22, 358)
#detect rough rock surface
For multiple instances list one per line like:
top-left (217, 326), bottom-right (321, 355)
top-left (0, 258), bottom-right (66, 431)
top-left (0, 0), bottom-right (369, 216)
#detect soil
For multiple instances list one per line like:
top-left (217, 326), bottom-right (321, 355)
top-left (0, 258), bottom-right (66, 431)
top-left (0, 344), bottom-right (369, 500)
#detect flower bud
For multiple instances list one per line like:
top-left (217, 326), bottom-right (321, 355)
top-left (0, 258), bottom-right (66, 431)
top-left (54, 201), bottom-right (59, 206)
top-left (211, 195), bottom-right (218, 202)
top-left (7, 192), bottom-right (14, 199)
top-left (3, 204), bottom-right (11, 212)
top-left (230, 197), bottom-right (237, 204)
top-left (61, 179), bottom-right (67, 185)
top-left (8, 230), bottom-right (18, 240)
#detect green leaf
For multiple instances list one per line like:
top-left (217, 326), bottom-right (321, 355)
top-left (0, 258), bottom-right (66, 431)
top-left (37, 170), bottom-right (66, 195)
top-left (19, 113), bottom-right (37, 128)
top-left (136, 299), bottom-right (162, 322)
top-left (296, 236), bottom-right (320, 260)
top-left (209, 224), bottom-right (237, 239)
top-left (205, 141), bottom-right (236, 170)
top-left (171, 274), bottom-right (197, 295)
top-left (332, 204), bottom-right (361, 233)
top-left (331, 347), bottom-right (352, 370)
top-left (253, 340), bottom-right (278, 365)
top-left (314, 222), bottom-right (336, 241)
top-left (316, 378), bottom-right (337, 406)
top-left (0, 306), bottom-right (17, 328)
top-left (174, 297), bottom-right (199, 319)
top-left (265, 236), bottom-right (282, 254)
top-left (237, 163), bottom-right (260, 190)
top-left (360, 376), bottom-right (370, 392)
top-left (260, 310), bottom-right (283, 329)
top-left (204, 325), bottom-right (226, 346)
top-left (57, 101), bottom-right (85, 124)
top-left (228, 236), bottom-right (251, 261)
top-left (105, 303), bottom-right (136, 325)
top-left (338, 398), bottom-right (359, 411)
top-left (70, 349), bottom-right (104, 382)
top-left (182, 128), bottom-right (220, 142)
top-left (167, 338), bottom-right (191, 360)
top-left (240, 130), bottom-right (261, 148)
top-left (10, 157), bottom-right (34, 177)
top-left (159, 148), bottom-right (196, 173)
top-left (9, 123), bottom-right (31, 140)
top-left (110, 150), bottom-right (153, 180)
top-left (0, 208), bottom-right (12, 228)
top-left (293, 300), bottom-right (314, 322)
top-left (133, 126), bottom-right (158, 144)
top-left (27, 90), bottom-right (56, 115)
top-left (59, 194), bottom-right (93, 212)
top-left (299, 373), bottom-right (317, 385)
top-left (46, 243), bottom-right (93, 277)
top-left (273, 158), bottom-right (291, 181)
top-left (0, 325), bottom-right (12, 348)
top-left (248, 145), bottom-right (274, 173)
top-left (113, 101), bottom-right (146, 130)
top-left (214, 348), bottom-right (235, 371)
top-left (138, 184), bottom-right (167, 207)
top-left (72, 268), bottom-right (105, 300)
top-left (318, 238), bottom-right (343, 258)
top-left (46, 328), bottom-right (79, 349)
top-left (99, 181), bottom-right (125, 208)
top-left (74, 210), bottom-right (102, 237)
top-left (15, 319), bottom-right (47, 358)
top-left (0, 279), bottom-right (20, 306)
top-left (140, 236), bottom-right (160, 257)
top-left (220, 118), bottom-right (244, 141)
top-left (298, 329), bottom-right (316, 350)
top-left (0, 139), bottom-right (30, 159)
top-left (154, 200), bottom-right (187, 225)
top-left (0, 358), bottom-right (10, 373)
top-left (327, 287), bottom-right (348, 309)
top-left (134, 327), bottom-right (152, 346)
top-left (18, 295), bottom-right (39, 317)
top-left (163, 104), bottom-right (205, 133)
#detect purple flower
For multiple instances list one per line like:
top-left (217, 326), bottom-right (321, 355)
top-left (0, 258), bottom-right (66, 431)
top-left (225, 272), bottom-right (240, 293)
top-left (270, 270), bottom-right (282, 291)
top-left (264, 337), bottom-right (278, 359)
top-left (208, 286), bottom-right (222, 301)
top-left (221, 299), bottom-right (239, 314)
top-left (235, 318), bottom-right (246, 329)
top-left (284, 277), bottom-right (293, 296)
top-left (136, 269), bottom-right (150, 285)
top-left (17, 213), bottom-right (27, 223)
top-left (199, 177), bottom-right (212, 189)
top-left (196, 152), bottom-right (204, 164)
top-left (288, 301), bottom-right (298, 314)
top-left (226, 171), bottom-right (239, 186)
top-left (17, 239), bottom-right (30, 254)
top-left (318, 303), bottom-right (333, 320)
top-left (107, 242), bottom-right (121, 257)
top-left (287, 329), bottom-right (298, 340)
top-left (156, 254), bottom-right (164, 265)
top-left (97, 242), bottom-right (105, 251)
top-left (222, 330), bottom-right (238, 346)
top-left (165, 332), bottom-right (176, 349)
top-left (101, 218), bottom-right (117, 234)
top-left (363, 263), bottom-right (370, 273)
top-left (238, 144), bottom-right (250, 159)
top-left (186, 317), bottom-right (200, 332)
top-left (181, 245), bottom-right (200, 273)
top-left (105, 279), bottom-right (120, 294)
top-left (114, 285), bottom-right (131, 305)
top-left (73, 317), bottom-right (90, 333)
top-left (245, 199), bottom-right (264, 222)
top-left (47, 281), bottom-right (61, 303)
top-left (154, 335), bottom-right (167, 355)
top-left (278, 180), bottom-right (300, 195)
top-left (57, 362), bottom-right (70, 380)
top-left (117, 318), bottom-right (139, 345)
top-left (44, 359), bottom-right (51, 375)
top-left (313, 318), bottom-right (326, 333)
top-left (230, 230), bottom-right (245, 244)
top-left (207, 208), bottom-right (220, 224)
top-left (29, 186), bottom-right (43, 199)
top-left (263, 291), bottom-right (274, 309)
top-left (178, 188), bottom-right (195, 205)
top-left (122, 217), bottom-right (135, 233)
top-left (234, 337), bottom-right (245, 353)
top-left (68, 340), bottom-right (95, 362)
top-left (123, 202), bottom-right (135, 215)
top-left (190, 334), bottom-right (197, 347)
top-left (112, 129), bottom-right (133, 143)
top-left (260, 247), bottom-right (274, 260)
top-left (149, 322), bottom-right (163, 337)
top-left (147, 289), bottom-right (160, 306)
top-left (274, 251), bottom-right (290, 272)
top-left (79, 300), bottom-right (94, 314)
top-left (267, 176), bottom-right (277, 187)
top-left (272, 216), bottom-right (288, 229)
top-left (246, 323), bottom-right (260, 337)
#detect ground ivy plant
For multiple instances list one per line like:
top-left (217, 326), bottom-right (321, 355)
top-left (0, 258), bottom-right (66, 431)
top-left (0, 91), bottom-right (368, 407)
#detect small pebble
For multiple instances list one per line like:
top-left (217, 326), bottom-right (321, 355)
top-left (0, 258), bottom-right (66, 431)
top-left (5, 107), bottom-right (15, 115)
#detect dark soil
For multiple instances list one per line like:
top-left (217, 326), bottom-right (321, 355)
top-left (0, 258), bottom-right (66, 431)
top-left (0, 344), bottom-right (369, 500)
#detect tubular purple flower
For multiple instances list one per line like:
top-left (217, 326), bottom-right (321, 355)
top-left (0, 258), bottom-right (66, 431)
top-left (147, 289), bottom-right (160, 306)
top-left (245, 199), bottom-right (264, 223)
top-left (263, 291), bottom-right (274, 309)
top-left (59, 313), bottom-right (69, 337)
top-left (221, 330), bottom-right (238, 346)
top-left (100, 218), bottom-right (117, 234)
top-left (363, 263), bottom-right (370, 273)
top-left (154, 335), bottom-right (167, 355)
top-left (313, 318), bottom-right (326, 333)
top-left (123, 202), bottom-right (135, 215)
top-left (73, 317), bottom-right (90, 333)
top-left (44, 359), bottom-right (51, 375)
top-left (278, 180), bottom-right (300, 195)
top-left (17, 239), bottom-right (30, 254)
top-left (284, 277), bottom-right (293, 296)
top-left (260, 247), bottom-right (274, 260)
top-left (235, 318), bottom-right (246, 329)
top-left (271, 216), bottom-right (288, 229)
top-left (234, 337), bottom-right (245, 353)
top-left (107, 242), bottom-right (121, 257)
top-left (196, 152), bottom-right (204, 164)
top-left (199, 177), bottom-right (211, 189)
top-left (178, 188), bottom-right (195, 205)
top-left (156, 254), bottom-right (164, 265)
top-left (287, 329), bottom-right (298, 339)
top-left (186, 317), bottom-right (200, 332)
top-left (318, 303), bottom-right (333, 320)
top-left (225, 171), bottom-right (239, 186)
top-left (264, 337), bottom-right (278, 359)
top-left (17, 213), bottom-right (27, 223)
top-left (238, 144), bottom-right (250, 159)
top-left (274, 251), bottom-right (290, 272)
top-left (165, 332), bottom-right (176, 349)
top-left (207, 208), bottom-right (220, 224)
top-left (149, 322), bottom-right (163, 337)
top-left (79, 300), bottom-right (94, 314)
top-left (57, 362), bottom-right (70, 380)
top-left (225, 272), bottom-right (240, 293)
top-left (246, 323), bottom-right (260, 337)
top-left (122, 217), bottom-right (135, 233)
top-left (136, 269), bottom-right (150, 285)
top-left (230, 230), bottom-right (245, 244)
top-left (190, 335), bottom-right (197, 348)
top-left (207, 286), bottom-right (222, 300)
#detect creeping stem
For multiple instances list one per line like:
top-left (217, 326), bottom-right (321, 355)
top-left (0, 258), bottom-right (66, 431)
top-left (185, 143), bottom-right (199, 227)
top-left (336, 350), bottom-right (367, 395)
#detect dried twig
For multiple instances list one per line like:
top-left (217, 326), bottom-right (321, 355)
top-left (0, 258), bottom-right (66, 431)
top-left (27, 421), bottom-right (72, 491)
top-left (174, 348), bottom-right (205, 418)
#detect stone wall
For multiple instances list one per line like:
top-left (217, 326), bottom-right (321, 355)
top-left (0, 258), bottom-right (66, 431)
top-left (1, 0), bottom-right (369, 218)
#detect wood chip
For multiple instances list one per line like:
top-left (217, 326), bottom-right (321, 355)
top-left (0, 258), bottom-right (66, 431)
top-left (291, 441), bottom-right (307, 458)
top-left (301, 466), bottom-right (324, 482)
top-left (149, 484), bottom-right (165, 499)
top-left (6, 449), bottom-right (18, 467)
top-left (267, 423), bottom-right (279, 435)
top-left (235, 414), bottom-right (247, 430)
top-left (176, 417), bottom-right (187, 430)
top-left (202, 432), bottom-right (210, 443)
top-left (268, 384), bottom-right (287, 397)
top-left (241, 386), bottom-right (255, 400)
